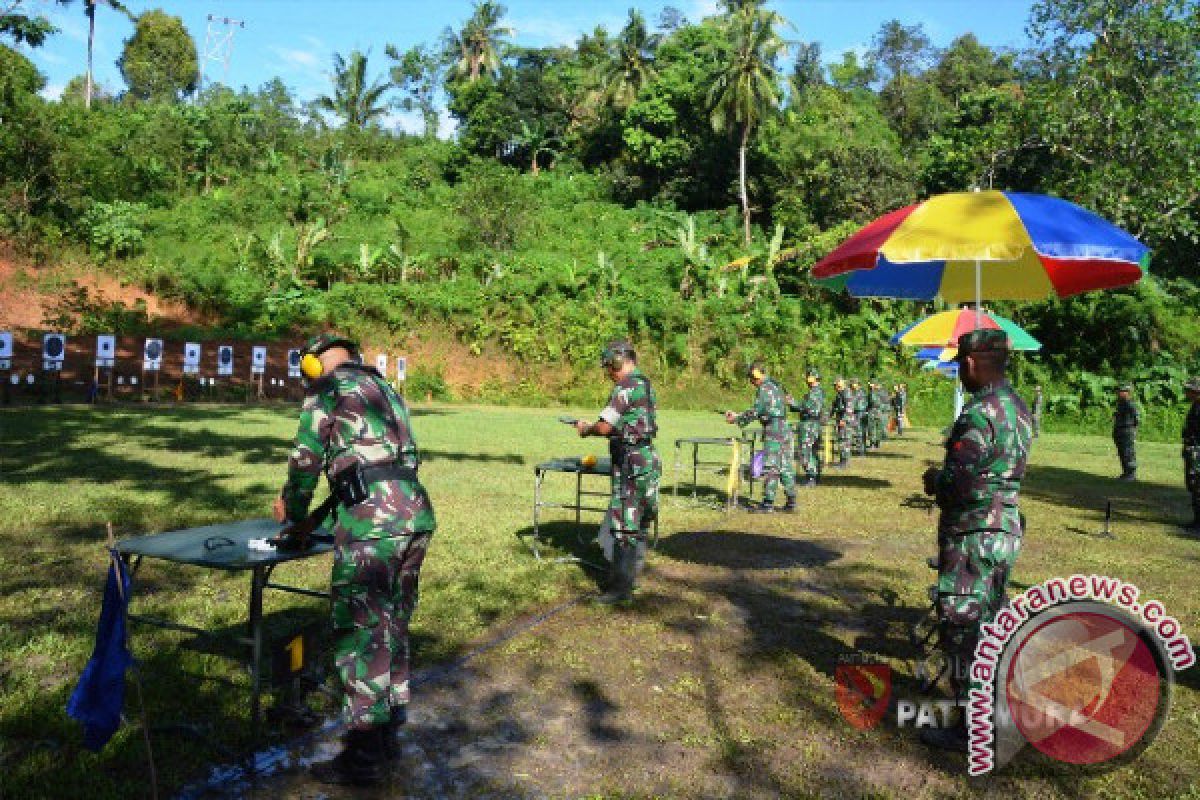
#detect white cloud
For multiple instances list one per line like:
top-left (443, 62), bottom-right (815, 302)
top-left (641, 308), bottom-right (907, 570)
top-left (689, 0), bottom-right (721, 22)
top-left (272, 46), bottom-right (321, 71)
top-left (381, 108), bottom-right (458, 141)
top-left (509, 16), bottom-right (582, 47)
top-left (39, 83), bottom-right (65, 101)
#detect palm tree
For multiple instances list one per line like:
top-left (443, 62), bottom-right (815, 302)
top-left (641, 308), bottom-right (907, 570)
top-left (708, 4), bottom-right (788, 246)
top-left (444, 1), bottom-right (511, 82)
top-left (314, 50), bottom-right (391, 131)
top-left (597, 9), bottom-right (660, 112)
top-left (514, 120), bottom-right (563, 174)
top-left (82, 0), bottom-right (133, 109)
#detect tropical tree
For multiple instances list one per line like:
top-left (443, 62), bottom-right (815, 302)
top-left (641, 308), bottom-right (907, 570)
top-left (513, 119), bottom-right (563, 174)
top-left (444, 1), bottom-right (511, 82)
top-left (83, 0), bottom-right (133, 109)
top-left (708, 3), bottom-right (788, 245)
top-left (117, 9), bottom-right (198, 103)
top-left (314, 50), bottom-right (391, 131)
top-left (596, 9), bottom-right (659, 112)
top-left (386, 43), bottom-right (444, 138)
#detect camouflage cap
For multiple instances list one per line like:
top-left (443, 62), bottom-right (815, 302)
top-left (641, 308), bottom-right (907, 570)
top-left (600, 339), bottom-right (636, 367)
top-left (1185, 377), bottom-right (1200, 393)
top-left (302, 332), bottom-right (358, 357)
top-left (953, 329), bottom-right (1010, 361)
top-left (1117, 383), bottom-right (1134, 393)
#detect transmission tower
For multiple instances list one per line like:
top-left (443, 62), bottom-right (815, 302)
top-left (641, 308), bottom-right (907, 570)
top-left (199, 14), bottom-right (244, 92)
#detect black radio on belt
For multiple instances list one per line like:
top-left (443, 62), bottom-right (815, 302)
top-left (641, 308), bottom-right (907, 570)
top-left (329, 462), bottom-right (420, 507)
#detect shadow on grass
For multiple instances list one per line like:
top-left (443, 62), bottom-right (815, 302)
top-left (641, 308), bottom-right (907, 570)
top-left (657, 530), bottom-right (842, 570)
top-left (512, 521), bottom-right (607, 590)
top-left (1024, 464), bottom-right (1189, 525)
top-left (820, 474), bottom-right (893, 490)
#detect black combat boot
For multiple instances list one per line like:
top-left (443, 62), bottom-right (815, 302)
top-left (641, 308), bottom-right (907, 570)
top-left (596, 543), bottom-right (637, 604)
top-left (782, 496), bottom-right (797, 513)
top-left (747, 500), bottom-right (776, 514)
top-left (311, 725), bottom-right (385, 786)
top-left (382, 704), bottom-right (407, 759)
top-left (801, 476), bottom-right (818, 488)
top-left (1119, 469), bottom-right (1137, 482)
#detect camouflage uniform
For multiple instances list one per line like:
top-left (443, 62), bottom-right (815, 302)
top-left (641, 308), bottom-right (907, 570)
top-left (930, 331), bottom-right (1031, 700)
top-left (1031, 387), bottom-right (1044, 438)
top-left (867, 383), bottom-right (888, 447)
top-left (738, 376), bottom-right (797, 506)
top-left (853, 382), bottom-right (869, 455)
top-left (1183, 378), bottom-right (1200, 529)
top-left (283, 338), bottom-right (436, 731)
top-left (1113, 387), bottom-right (1139, 479)
top-left (891, 385), bottom-right (907, 436)
top-left (597, 367), bottom-right (661, 563)
top-left (831, 382), bottom-right (856, 465)
top-left (791, 379), bottom-right (824, 482)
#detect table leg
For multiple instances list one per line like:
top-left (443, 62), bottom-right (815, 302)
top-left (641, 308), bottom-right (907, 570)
top-left (673, 440), bottom-right (680, 500)
top-left (530, 469), bottom-right (544, 561)
top-left (575, 472), bottom-right (582, 526)
top-left (692, 442), bottom-right (699, 501)
top-left (249, 566), bottom-right (267, 750)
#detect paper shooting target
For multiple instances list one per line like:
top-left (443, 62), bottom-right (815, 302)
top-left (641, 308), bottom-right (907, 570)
top-left (217, 345), bottom-right (234, 376)
top-left (43, 333), bottom-right (66, 371)
top-left (287, 349), bottom-right (301, 378)
top-left (96, 334), bottom-right (116, 367)
top-left (143, 338), bottom-right (163, 371)
top-left (251, 346), bottom-right (267, 374)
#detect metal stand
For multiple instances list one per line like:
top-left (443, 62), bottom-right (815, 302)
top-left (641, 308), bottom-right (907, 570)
top-left (671, 436), bottom-right (742, 510)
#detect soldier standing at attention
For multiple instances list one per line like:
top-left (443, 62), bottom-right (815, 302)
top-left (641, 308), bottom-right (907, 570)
top-left (920, 329), bottom-right (1031, 751)
top-left (831, 378), bottom-right (854, 468)
top-left (1182, 378), bottom-right (1200, 533)
top-left (576, 340), bottom-right (661, 604)
top-left (726, 363), bottom-right (797, 513)
top-left (274, 333), bottom-right (437, 786)
top-left (853, 379), bottom-right (870, 455)
top-left (1113, 384), bottom-right (1140, 481)
top-left (790, 369), bottom-right (824, 488)
top-left (891, 383), bottom-right (906, 436)
top-left (1031, 385), bottom-right (1044, 438)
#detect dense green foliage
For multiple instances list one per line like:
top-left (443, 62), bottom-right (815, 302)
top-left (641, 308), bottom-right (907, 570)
top-left (1, 0), bottom-right (1198, 427)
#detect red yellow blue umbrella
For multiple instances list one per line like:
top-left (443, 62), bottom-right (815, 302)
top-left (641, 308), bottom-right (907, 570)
top-left (811, 191), bottom-right (1149, 304)
top-left (891, 308), bottom-right (1042, 352)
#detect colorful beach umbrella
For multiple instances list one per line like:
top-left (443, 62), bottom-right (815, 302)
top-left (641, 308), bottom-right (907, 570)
top-left (891, 308), bottom-right (1042, 352)
top-left (811, 191), bottom-right (1149, 304)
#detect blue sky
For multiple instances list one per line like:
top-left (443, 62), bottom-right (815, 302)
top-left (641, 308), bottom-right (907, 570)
top-left (20, 0), bottom-right (1037, 134)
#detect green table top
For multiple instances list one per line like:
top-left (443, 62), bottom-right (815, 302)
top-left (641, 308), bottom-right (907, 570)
top-left (117, 518), bottom-right (333, 571)
top-left (536, 457), bottom-right (613, 475)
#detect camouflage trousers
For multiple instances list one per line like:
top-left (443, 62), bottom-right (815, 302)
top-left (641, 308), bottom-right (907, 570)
top-left (1186, 446), bottom-right (1200, 517)
top-left (1114, 427), bottom-right (1137, 474)
top-left (795, 420), bottom-right (821, 479)
top-left (867, 410), bottom-right (884, 447)
top-left (761, 433), bottom-right (797, 503)
top-left (835, 418), bottom-right (854, 462)
top-left (332, 531), bottom-right (432, 728)
top-left (936, 528), bottom-right (1021, 697)
top-left (598, 448), bottom-right (661, 560)
top-left (856, 413), bottom-right (870, 453)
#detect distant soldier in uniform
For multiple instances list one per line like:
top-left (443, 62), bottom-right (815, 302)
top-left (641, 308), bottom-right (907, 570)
top-left (891, 383), bottom-right (906, 436)
top-left (830, 378), bottom-right (854, 468)
top-left (921, 329), bottom-right (1032, 751)
top-left (726, 363), bottom-right (797, 512)
top-left (871, 380), bottom-right (890, 445)
top-left (576, 340), bottom-right (660, 603)
top-left (275, 333), bottom-right (437, 785)
top-left (1031, 385), bottom-right (1044, 438)
top-left (790, 369), bottom-right (824, 487)
top-left (1182, 377), bottom-right (1200, 533)
top-left (853, 379), bottom-right (869, 454)
top-left (1113, 384), bottom-right (1140, 481)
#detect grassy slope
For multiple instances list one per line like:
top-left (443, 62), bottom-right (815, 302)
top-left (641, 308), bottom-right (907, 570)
top-left (0, 403), bottom-right (1197, 798)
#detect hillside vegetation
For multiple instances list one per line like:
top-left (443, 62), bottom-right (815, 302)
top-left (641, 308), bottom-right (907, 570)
top-left (1, 0), bottom-right (1198, 433)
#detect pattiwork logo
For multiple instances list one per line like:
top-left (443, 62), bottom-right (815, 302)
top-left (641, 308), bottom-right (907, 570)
top-left (835, 656), bottom-right (892, 730)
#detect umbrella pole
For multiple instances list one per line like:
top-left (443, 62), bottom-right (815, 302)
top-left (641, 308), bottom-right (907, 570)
top-left (975, 260), bottom-right (982, 329)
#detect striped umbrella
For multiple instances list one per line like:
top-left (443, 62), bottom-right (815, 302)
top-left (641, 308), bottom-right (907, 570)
top-left (812, 191), bottom-right (1149, 307)
top-left (891, 308), bottom-right (1042, 354)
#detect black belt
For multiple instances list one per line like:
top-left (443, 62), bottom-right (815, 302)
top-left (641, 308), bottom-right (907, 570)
top-left (329, 462), bottom-right (419, 507)
top-left (358, 463), bottom-right (419, 484)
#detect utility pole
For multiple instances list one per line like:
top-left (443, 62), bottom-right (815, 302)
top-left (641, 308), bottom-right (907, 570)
top-left (198, 14), bottom-right (244, 96)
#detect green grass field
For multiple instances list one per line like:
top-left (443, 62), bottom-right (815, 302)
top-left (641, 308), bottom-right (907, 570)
top-left (1, 402), bottom-right (1198, 799)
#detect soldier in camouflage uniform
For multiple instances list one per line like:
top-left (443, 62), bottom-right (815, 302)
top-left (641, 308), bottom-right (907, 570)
top-left (727, 362), bottom-right (797, 512)
top-left (852, 379), bottom-right (869, 455)
top-left (920, 329), bottom-right (1032, 751)
top-left (790, 369), bottom-right (824, 487)
top-left (891, 383), bottom-right (906, 436)
top-left (576, 340), bottom-right (660, 603)
top-left (274, 332), bottom-right (436, 785)
top-left (830, 378), bottom-right (854, 468)
top-left (1182, 377), bottom-right (1200, 533)
top-left (1113, 384), bottom-right (1140, 481)
top-left (868, 380), bottom-right (889, 446)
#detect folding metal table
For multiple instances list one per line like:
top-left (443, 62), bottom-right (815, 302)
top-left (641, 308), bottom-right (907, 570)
top-left (523, 457), bottom-right (613, 561)
top-left (116, 518), bottom-right (332, 742)
top-left (672, 432), bottom-right (760, 509)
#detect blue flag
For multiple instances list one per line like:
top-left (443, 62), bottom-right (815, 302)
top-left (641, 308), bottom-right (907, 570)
top-left (67, 552), bottom-right (132, 751)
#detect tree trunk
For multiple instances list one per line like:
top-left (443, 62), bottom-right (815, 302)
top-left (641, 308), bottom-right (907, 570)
top-left (85, 3), bottom-right (96, 110)
top-left (739, 124), bottom-right (751, 246)
top-left (531, 152), bottom-right (539, 175)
